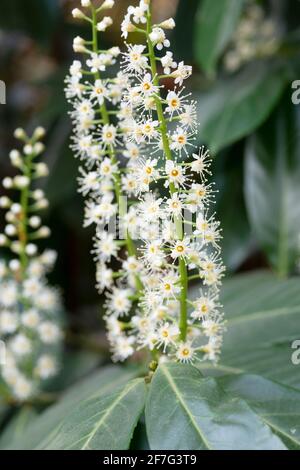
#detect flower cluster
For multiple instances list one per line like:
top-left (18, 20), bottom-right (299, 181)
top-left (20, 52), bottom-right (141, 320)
top-left (66, 0), bottom-right (143, 363)
top-left (224, 2), bottom-right (278, 72)
top-left (114, 0), bottom-right (225, 363)
top-left (66, 0), bottom-right (225, 365)
top-left (0, 128), bottom-right (63, 402)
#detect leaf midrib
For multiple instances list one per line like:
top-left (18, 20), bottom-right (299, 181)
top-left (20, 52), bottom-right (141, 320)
top-left (161, 365), bottom-right (212, 450)
top-left (81, 379), bottom-right (141, 450)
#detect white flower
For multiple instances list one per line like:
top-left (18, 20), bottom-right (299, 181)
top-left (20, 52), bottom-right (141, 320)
top-left (86, 53), bottom-right (107, 73)
top-left (166, 193), bottom-right (183, 216)
top-left (165, 91), bottom-right (182, 115)
top-left (172, 61), bottom-right (193, 86)
top-left (112, 335), bottom-right (135, 361)
top-left (121, 14), bottom-right (135, 39)
top-left (149, 27), bottom-right (170, 50)
top-left (170, 127), bottom-right (189, 153)
top-left (170, 238), bottom-right (190, 260)
top-left (10, 334), bottom-right (32, 356)
top-left (35, 355), bottom-right (57, 379)
top-left (156, 322), bottom-right (179, 352)
top-left (106, 287), bottom-right (133, 317)
top-left (22, 309), bottom-right (40, 328)
top-left (159, 272), bottom-right (180, 299)
top-left (96, 263), bottom-right (113, 293)
top-left (38, 322), bottom-right (61, 344)
top-left (123, 44), bottom-right (148, 73)
top-left (165, 160), bottom-right (185, 188)
top-left (176, 342), bottom-right (195, 363)
top-left (97, 16), bottom-right (113, 32)
top-left (93, 231), bottom-right (118, 262)
top-left (191, 294), bottom-right (219, 320)
top-left (90, 79), bottom-right (108, 104)
top-left (191, 147), bottom-right (211, 178)
top-left (0, 311), bottom-right (19, 334)
top-left (78, 168), bottom-right (100, 196)
top-left (101, 124), bottom-right (117, 146)
top-left (0, 281), bottom-right (18, 307)
top-left (161, 51), bottom-right (177, 75)
top-left (13, 376), bottom-right (33, 401)
top-left (137, 73), bottom-right (159, 96)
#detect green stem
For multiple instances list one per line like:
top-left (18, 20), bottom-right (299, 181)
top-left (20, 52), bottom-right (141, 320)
top-left (146, 7), bottom-right (188, 340)
top-left (19, 151), bottom-right (34, 277)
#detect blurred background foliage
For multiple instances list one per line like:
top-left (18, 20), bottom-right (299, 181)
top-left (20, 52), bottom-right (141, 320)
top-left (0, 0), bottom-right (300, 345)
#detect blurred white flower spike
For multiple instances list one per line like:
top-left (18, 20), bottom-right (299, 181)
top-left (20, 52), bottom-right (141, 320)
top-left (0, 128), bottom-right (64, 402)
top-left (66, 0), bottom-right (225, 366)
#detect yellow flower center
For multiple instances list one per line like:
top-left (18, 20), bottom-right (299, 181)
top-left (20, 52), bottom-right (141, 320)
top-left (171, 169), bottom-right (179, 177)
top-left (177, 135), bottom-right (185, 144)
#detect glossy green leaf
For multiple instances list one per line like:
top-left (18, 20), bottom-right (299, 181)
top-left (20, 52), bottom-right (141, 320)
top-left (198, 271), bottom-right (300, 388)
top-left (145, 363), bottom-right (286, 450)
top-left (0, 407), bottom-right (36, 449)
top-left (196, 61), bottom-right (288, 153)
top-left (42, 378), bottom-right (146, 450)
top-left (195, 0), bottom-right (245, 74)
top-left (220, 374), bottom-right (300, 450)
top-left (8, 365), bottom-right (141, 450)
top-left (244, 97), bottom-right (300, 276)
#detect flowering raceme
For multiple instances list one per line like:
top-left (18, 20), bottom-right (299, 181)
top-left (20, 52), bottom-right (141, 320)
top-left (0, 128), bottom-right (63, 402)
top-left (66, 0), bottom-right (225, 365)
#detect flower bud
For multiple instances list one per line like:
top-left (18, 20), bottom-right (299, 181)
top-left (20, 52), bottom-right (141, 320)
top-left (29, 216), bottom-right (41, 228)
top-left (14, 128), bottom-right (26, 140)
top-left (97, 17), bottom-right (113, 32)
top-left (10, 241), bottom-right (21, 253)
top-left (72, 8), bottom-right (85, 19)
top-left (159, 18), bottom-right (176, 29)
top-left (14, 175), bottom-right (30, 189)
top-left (0, 234), bottom-right (8, 246)
top-left (9, 150), bottom-right (22, 167)
top-left (73, 36), bottom-right (86, 53)
top-left (102, 0), bottom-right (115, 9)
top-left (24, 144), bottom-right (33, 155)
top-left (3, 177), bottom-right (13, 189)
top-left (35, 162), bottom-right (49, 177)
top-left (25, 243), bottom-right (38, 256)
top-left (37, 226), bottom-right (51, 238)
top-left (33, 127), bottom-right (46, 140)
top-left (33, 142), bottom-right (45, 155)
top-left (10, 203), bottom-right (22, 215)
top-left (9, 259), bottom-right (21, 272)
top-left (36, 199), bottom-right (49, 210)
top-left (32, 189), bottom-right (45, 200)
top-left (0, 196), bottom-right (11, 208)
top-left (5, 224), bottom-right (17, 237)
top-left (5, 212), bottom-right (15, 223)
top-left (81, 0), bottom-right (91, 6)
